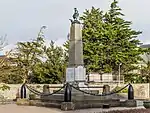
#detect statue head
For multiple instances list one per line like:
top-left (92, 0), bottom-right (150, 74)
top-left (74, 8), bottom-right (77, 12)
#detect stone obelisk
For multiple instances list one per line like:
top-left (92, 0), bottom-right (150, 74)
top-left (66, 8), bottom-right (86, 86)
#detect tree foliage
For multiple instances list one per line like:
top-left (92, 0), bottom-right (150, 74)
top-left (139, 50), bottom-right (150, 83)
top-left (0, 65), bottom-right (22, 84)
top-left (64, 0), bottom-right (145, 76)
top-left (1, 26), bottom-right (66, 84)
top-left (0, 0), bottom-right (148, 84)
top-left (33, 41), bottom-right (66, 84)
top-left (0, 54), bottom-right (23, 84)
top-left (12, 36), bottom-right (45, 83)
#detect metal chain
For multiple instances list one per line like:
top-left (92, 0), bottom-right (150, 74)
top-left (70, 83), bottom-right (130, 96)
top-left (25, 85), bottom-right (42, 95)
top-left (26, 85), bottom-right (41, 94)
top-left (25, 84), bottom-right (66, 96)
top-left (25, 83), bottom-right (130, 97)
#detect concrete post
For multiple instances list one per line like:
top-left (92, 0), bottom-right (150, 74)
top-left (43, 85), bottom-right (50, 94)
top-left (103, 85), bottom-right (110, 94)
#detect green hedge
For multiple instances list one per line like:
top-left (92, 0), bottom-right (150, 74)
top-left (112, 86), bottom-right (128, 93)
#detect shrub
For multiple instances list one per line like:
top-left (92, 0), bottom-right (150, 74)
top-left (0, 84), bottom-right (10, 91)
top-left (112, 86), bottom-right (128, 93)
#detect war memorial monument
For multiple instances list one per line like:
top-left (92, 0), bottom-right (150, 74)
top-left (18, 8), bottom-right (136, 111)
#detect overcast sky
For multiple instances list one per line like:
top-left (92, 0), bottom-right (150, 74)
top-left (0, 0), bottom-right (150, 53)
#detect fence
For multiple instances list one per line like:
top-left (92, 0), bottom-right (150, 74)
top-left (0, 83), bottom-right (149, 100)
top-left (20, 83), bottom-right (134, 102)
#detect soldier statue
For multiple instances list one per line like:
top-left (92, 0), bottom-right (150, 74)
top-left (70, 8), bottom-right (80, 24)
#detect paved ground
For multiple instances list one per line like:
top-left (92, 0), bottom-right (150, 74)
top-left (0, 104), bottom-right (62, 113)
top-left (0, 104), bottom-right (145, 113)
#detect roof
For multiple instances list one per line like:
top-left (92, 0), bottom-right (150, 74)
top-left (0, 55), bottom-right (6, 58)
top-left (140, 44), bottom-right (150, 48)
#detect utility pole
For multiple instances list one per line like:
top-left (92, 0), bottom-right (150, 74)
top-left (118, 63), bottom-right (122, 85)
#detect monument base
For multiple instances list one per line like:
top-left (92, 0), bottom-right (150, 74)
top-left (123, 100), bottom-right (138, 107)
top-left (61, 102), bottom-right (75, 111)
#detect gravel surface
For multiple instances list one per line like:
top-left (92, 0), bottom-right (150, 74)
top-left (65, 107), bottom-right (145, 113)
top-left (101, 109), bottom-right (150, 113)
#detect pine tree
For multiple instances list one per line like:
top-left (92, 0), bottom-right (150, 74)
top-left (34, 41), bottom-right (66, 83)
top-left (64, 0), bottom-right (145, 76)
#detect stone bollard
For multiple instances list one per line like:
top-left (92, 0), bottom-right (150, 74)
top-left (43, 85), bottom-right (50, 94)
top-left (40, 85), bottom-right (50, 101)
top-left (61, 83), bottom-right (74, 111)
top-left (16, 88), bottom-right (20, 97)
top-left (20, 84), bottom-right (26, 99)
top-left (64, 83), bottom-right (72, 102)
top-left (128, 84), bottom-right (134, 100)
top-left (103, 85), bottom-right (110, 94)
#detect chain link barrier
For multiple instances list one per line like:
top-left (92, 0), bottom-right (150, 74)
top-left (70, 83), bottom-right (130, 96)
top-left (24, 83), bottom-right (130, 97)
top-left (25, 84), bottom-right (66, 96)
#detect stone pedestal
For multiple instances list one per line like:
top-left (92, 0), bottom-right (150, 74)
top-left (124, 100), bottom-right (137, 107)
top-left (68, 23), bottom-right (83, 67)
top-left (43, 85), bottom-right (50, 94)
top-left (66, 22), bottom-right (86, 87)
top-left (61, 102), bottom-right (75, 111)
top-left (103, 85), bottom-right (110, 94)
top-left (16, 98), bottom-right (30, 105)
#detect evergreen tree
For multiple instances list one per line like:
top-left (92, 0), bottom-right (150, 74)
top-left (64, 0), bottom-right (145, 77)
top-left (103, 0), bottom-right (144, 74)
top-left (33, 41), bottom-right (66, 84)
top-left (13, 37), bottom-right (45, 83)
top-left (80, 7), bottom-right (105, 73)
top-left (10, 26), bottom-right (66, 84)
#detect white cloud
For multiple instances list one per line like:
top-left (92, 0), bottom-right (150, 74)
top-left (119, 0), bottom-right (150, 22)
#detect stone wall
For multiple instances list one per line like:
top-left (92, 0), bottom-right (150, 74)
top-left (0, 84), bottom-right (63, 100)
top-left (90, 83), bottom-right (150, 99)
top-left (0, 83), bottom-right (149, 100)
top-left (115, 83), bottom-right (149, 99)
top-left (0, 84), bottom-right (22, 100)
top-left (132, 83), bottom-right (149, 99)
